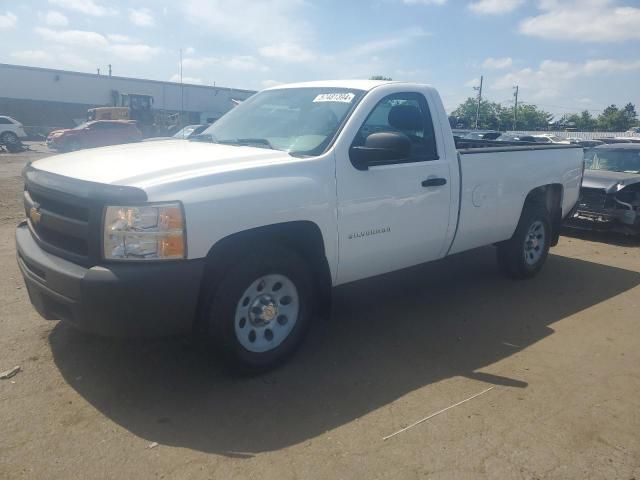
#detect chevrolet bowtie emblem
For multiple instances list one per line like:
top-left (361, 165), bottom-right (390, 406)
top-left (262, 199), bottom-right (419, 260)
top-left (29, 206), bottom-right (42, 225)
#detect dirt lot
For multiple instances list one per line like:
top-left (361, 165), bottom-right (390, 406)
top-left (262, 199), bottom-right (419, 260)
top-left (1, 145), bottom-right (639, 479)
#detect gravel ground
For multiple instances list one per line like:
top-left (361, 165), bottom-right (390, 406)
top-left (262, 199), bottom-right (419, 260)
top-left (1, 146), bottom-right (639, 479)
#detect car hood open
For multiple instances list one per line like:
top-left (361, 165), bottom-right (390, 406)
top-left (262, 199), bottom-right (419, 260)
top-left (582, 169), bottom-right (640, 193)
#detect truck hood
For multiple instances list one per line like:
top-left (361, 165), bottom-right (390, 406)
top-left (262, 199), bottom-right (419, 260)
top-left (31, 140), bottom-right (294, 188)
top-left (582, 169), bottom-right (640, 193)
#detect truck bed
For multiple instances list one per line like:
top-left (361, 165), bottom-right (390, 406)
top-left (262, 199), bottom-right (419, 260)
top-left (447, 141), bottom-right (584, 255)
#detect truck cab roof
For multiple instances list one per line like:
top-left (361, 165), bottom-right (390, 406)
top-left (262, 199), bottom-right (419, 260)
top-left (265, 79), bottom-right (433, 93)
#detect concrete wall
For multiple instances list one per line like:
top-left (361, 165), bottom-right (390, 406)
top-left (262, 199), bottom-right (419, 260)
top-left (0, 63), bottom-right (255, 126)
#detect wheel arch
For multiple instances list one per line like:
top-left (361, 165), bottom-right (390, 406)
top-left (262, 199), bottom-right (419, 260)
top-left (522, 183), bottom-right (564, 246)
top-left (195, 221), bottom-right (332, 331)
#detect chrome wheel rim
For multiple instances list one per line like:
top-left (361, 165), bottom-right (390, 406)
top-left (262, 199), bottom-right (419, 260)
top-left (234, 274), bottom-right (299, 353)
top-left (524, 220), bottom-right (545, 266)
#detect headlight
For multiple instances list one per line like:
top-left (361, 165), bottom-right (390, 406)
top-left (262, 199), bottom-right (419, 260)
top-left (103, 203), bottom-right (186, 260)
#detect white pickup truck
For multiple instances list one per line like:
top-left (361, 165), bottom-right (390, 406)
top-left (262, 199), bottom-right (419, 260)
top-left (17, 80), bottom-right (584, 370)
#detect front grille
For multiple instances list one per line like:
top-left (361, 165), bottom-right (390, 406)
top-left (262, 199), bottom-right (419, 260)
top-left (579, 188), bottom-right (613, 211)
top-left (29, 190), bottom-right (89, 222)
top-left (24, 188), bottom-right (93, 262)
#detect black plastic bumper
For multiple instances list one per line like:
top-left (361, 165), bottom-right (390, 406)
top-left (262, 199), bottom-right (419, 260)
top-left (16, 222), bottom-right (205, 336)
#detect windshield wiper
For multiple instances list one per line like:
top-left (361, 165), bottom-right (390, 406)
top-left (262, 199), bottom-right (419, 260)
top-left (217, 138), bottom-right (274, 150)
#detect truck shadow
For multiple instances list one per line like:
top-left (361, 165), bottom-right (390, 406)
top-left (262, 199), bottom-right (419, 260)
top-left (49, 247), bottom-right (640, 456)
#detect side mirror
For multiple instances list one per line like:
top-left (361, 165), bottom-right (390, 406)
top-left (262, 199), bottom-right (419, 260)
top-left (349, 131), bottom-right (411, 171)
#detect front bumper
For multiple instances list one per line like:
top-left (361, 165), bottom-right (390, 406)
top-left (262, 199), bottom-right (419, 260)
top-left (16, 222), bottom-right (205, 336)
top-left (566, 208), bottom-right (640, 234)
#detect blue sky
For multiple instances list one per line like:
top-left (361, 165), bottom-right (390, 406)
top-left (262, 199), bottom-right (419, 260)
top-left (1, 0), bottom-right (639, 116)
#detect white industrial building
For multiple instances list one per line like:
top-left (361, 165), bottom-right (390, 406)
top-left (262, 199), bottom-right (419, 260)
top-left (0, 63), bottom-right (255, 133)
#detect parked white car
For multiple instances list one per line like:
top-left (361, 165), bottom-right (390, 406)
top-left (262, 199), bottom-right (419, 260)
top-left (16, 80), bottom-right (584, 370)
top-left (0, 115), bottom-right (27, 151)
top-left (533, 134), bottom-right (570, 144)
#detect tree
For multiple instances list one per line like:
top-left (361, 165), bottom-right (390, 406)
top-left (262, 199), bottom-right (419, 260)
top-left (623, 103), bottom-right (638, 127)
top-left (450, 97), bottom-right (552, 131)
top-left (369, 75), bottom-right (393, 81)
top-left (577, 110), bottom-right (597, 131)
top-left (596, 104), bottom-right (634, 131)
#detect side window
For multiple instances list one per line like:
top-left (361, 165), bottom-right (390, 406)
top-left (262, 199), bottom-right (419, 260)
top-left (353, 92), bottom-right (438, 162)
top-left (0, 117), bottom-right (12, 125)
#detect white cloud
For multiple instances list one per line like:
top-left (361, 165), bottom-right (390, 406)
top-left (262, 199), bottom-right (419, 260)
top-left (468, 0), bottom-right (524, 14)
top-left (33, 28), bottom-right (161, 65)
top-left (464, 77), bottom-right (481, 87)
top-left (183, 0), bottom-right (311, 47)
top-left (402, 0), bottom-right (447, 4)
top-left (11, 49), bottom-right (92, 70)
top-left (258, 43), bottom-right (315, 63)
top-left (11, 50), bottom-right (48, 63)
top-left (108, 44), bottom-right (161, 62)
top-left (346, 27), bottom-right (429, 57)
top-left (520, 0), bottom-right (640, 42)
top-left (41, 10), bottom-right (68, 27)
top-left (169, 74), bottom-right (203, 84)
top-left (48, 0), bottom-right (117, 16)
top-left (107, 34), bottom-right (135, 43)
top-left (183, 55), bottom-right (267, 71)
top-left (261, 79), bottom-right (284, 88)
top-left (482, 57), bottom-right (513, 69)
top-left (35, 27), bottom-right (109, 48)
top-left (491, 58), bottom-right (640, 100)
top-left (129, 8), bottom-right (155, 27)
top-left (0, 12), bottom-right (17, 29)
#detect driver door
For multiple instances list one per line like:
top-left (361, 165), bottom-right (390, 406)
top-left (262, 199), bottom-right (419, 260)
top-left (335, 90), bottom-right (452, 285)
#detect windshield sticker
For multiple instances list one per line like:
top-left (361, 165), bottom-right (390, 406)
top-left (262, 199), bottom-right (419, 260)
top-left (313, 93), bottom-right (355, 103)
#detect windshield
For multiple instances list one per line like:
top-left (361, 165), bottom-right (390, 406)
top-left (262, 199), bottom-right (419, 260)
top-left (585, 149), bottom-right (640, 173)
top-left (199, 87), bottom-right (365, 155)
top-left (73, 122), bottom-right (90, 130)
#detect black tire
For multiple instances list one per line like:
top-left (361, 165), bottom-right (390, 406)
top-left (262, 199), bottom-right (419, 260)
top-left (497, 205), bottom-right (551, 279)
top-left (5, 141), bottom-right (23, 153)
top-left (1, 132), bottom-right (20, 152)
top-left (202, 243), bottom-right (315, 372)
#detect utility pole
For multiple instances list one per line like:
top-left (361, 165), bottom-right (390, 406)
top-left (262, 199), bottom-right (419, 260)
top-left (179, 48), bottom-right (184, 126)
top-left (474, 75), bottom-right (483, 130)
top-left (513, 85), bottom-right (519, 130)
top-left (108, 64), bottom-right (112, 77)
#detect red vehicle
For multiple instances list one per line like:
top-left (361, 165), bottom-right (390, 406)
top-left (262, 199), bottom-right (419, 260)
top-left (46, 120), bottom-right (142, 152)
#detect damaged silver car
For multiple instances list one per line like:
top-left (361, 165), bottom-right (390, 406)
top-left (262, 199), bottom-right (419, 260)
top-left (567, 144), bottom-right (640, 234)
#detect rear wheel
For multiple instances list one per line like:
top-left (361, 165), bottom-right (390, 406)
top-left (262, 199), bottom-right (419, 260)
top-left (202, 244), bottom-right (315, 372)
top-left (497, 205), bottom-right (551, 279)
top-left (1, 131), bottom-right (20, 152)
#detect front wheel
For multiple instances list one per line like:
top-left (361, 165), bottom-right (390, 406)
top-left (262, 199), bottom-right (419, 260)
top-left (497, 206), bottom-right (551, 279)
top-left (203, 244), bottom-right (315, 372)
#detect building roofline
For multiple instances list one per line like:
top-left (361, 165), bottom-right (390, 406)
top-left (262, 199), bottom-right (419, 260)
top-left (0, 63), bottom-right (256, 95)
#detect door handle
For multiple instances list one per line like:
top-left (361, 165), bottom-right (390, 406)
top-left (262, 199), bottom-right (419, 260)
top-left (421, 177), bottom-right (447, 187)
